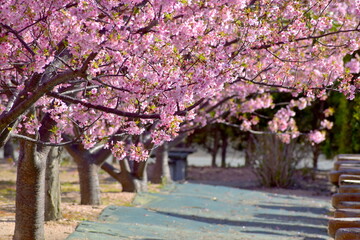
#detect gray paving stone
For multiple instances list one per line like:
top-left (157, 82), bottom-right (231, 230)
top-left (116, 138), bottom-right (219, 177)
top-left (67, 183), bottom-right (331, 240)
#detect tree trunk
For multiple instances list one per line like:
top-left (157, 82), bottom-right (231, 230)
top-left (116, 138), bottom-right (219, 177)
top-left (64, 132), bottom-right (151, 194)
top-left (117, 159), bottom-right (148, 192)
top-left (312, 144), bottom-right (320, 170)
top-left (65, 141), bottom-right (149, 195)
top-left (100, 161), bottom-right (132, 189)
top-left (245, 133), bottom-right (254, 166)
top-left (221, 134), bottom-right (228, 168)
top-left (100, 158), bottom-right (149, 193)
top-left (133, 161), bottom-right (148, 192)
top-left (45, 147), bottom-right (62, 221)
top-left (13, 113), bottom-right (54, 240)
top-left (118, 159), bottom-right (137, 192)
top-left (152, 143), bottom-right (172, 184)
top-left (14, 140), bottom-right (48, 240)
top-left (211, 132), bottom-right (219, 167)
top-left (77, 159), bottom-right (101, 205)
top-left (65, 144), bottom-right (101, 205)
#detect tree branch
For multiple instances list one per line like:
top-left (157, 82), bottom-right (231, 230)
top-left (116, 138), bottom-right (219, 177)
top-left (205, 95), bottom-right (237, 113)
top-left (48, 92), bottom-right (205, 119)
top-left (176, 98), bottom-right (205, 115)
top-left (235, 75), bottom-right (339, 92)
top-left (225, 27), bottom-right (360, 49)
top-left (0, 70), bottom-right (83, 132)
top-left (0, 24), bottom-right (36, 56)
top-left (252, 28), bottom-right (360, 50)
top-left (47, 92), bottom-right (161, 119)
top-left (11, 133), bottom-right (78, 146)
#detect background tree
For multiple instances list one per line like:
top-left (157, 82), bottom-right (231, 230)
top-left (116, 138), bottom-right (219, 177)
top-left (322, 49), bottom-right (360, 157)
top-left (322, 93), bottom-right (360, 157)
top-left (186, 123), bottom-right (241, 168)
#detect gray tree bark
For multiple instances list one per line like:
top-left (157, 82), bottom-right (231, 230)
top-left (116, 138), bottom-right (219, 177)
top-left (14, 139), bottom-right (48, 240)
top-left (244, 133), bottom-right (254, 166)
top-left (152, 143), bottom-right (172, 184)
top-left (132, 160), bottom-right (148, 192)
top-left (45, 147), bottom-right (62, 221)
top-left (221, 134), bottom-right (228, 168)
top-left (65, 144), bottom-right (101, 205)
top-left (64, 130), bottom-right (154, 195)
top-left (211, 132), bottom-right (220, 167)
top-left (312, 144), bottom-right (320, 170)
top-left (13, 113), bottom-right (55, 240)
top-left (100, 158), bottom-right (148, 192)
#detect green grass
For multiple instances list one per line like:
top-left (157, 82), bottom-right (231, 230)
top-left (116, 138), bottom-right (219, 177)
top-left (0, 180), bottom-right (16, 186)
top-left (61, 182), bottom-right (80, 192)
top-left (0, 180), bottom-right (16, 202)
top-left (99, 183), bottom-right (121, 193)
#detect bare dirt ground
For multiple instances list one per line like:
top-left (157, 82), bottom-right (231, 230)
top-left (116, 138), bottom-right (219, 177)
top-left (0, 161), bottom-right (333, 240)
top-left (0, 161), bottom-right (137, 240)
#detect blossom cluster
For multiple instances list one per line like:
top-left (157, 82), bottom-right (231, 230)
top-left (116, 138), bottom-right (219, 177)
top-left (0, 0), bottom-right (359, 157)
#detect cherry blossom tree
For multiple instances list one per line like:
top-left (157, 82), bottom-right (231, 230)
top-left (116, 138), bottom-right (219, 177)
top-left (0, 0), bottom-right (360, 239)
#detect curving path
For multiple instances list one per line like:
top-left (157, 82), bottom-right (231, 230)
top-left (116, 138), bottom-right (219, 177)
top-left (67, 183), bottom-right (331, 240)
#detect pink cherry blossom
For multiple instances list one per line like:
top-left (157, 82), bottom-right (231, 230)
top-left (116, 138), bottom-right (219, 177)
top-left (0, 0), bottom-right (359, 156)
top-left (345, 58), bottom-right (360, 73)
top-left (308, 130), bottom-right (326, 144)
top-left (320, 120), bottom-right (333, 130)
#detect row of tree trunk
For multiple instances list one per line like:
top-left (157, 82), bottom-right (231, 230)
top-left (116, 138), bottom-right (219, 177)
top-left (10, 133), bottom-right (170, 240)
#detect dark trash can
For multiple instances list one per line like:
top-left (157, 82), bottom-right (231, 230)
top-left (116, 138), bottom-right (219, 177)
top-left (168, 148), bottom-right (196, 181)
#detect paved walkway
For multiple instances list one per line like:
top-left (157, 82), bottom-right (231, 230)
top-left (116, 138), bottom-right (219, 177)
top-left (67, 183), bottom-right (331, 240)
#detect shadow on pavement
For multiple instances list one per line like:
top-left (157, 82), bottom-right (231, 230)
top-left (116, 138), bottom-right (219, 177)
top-left (67, 183), bottom-right (331, 240)
top-left (255, 204), bottom-right (329, 215)
top-left (154, 210), bottom-right (328, 236)
top-left (254, 213), bottom-right (328, 225)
